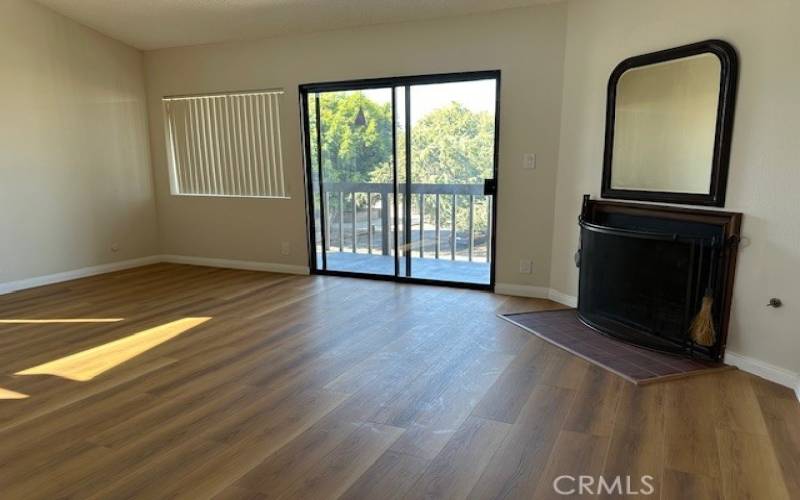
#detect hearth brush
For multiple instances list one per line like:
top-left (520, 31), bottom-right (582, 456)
top-left (689, 243), bottom-right (718, 347)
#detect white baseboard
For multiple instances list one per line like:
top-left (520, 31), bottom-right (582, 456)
top-left (724, 351), bottom-right (800, 397)
top-left (547, 289), bottom-right (578, 308)
top-left (0, 254), bottom-right (310, 296)
top-left (494, 283), bottom-right (578, 308)
top-left (0, 256), bottom-right (162, 296)
top-left (494, 283), bottom-right (551, 299)
top-left (160, 255), bottom-right (309, 275)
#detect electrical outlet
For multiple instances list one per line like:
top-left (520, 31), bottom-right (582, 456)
top-left (280, 242), bottom-right (291, 256)
top-left (523, 153), bottom-right (536, 170)
top-left (110, 243), bottom-right (120, 253)
top-left (519, 259), bottom-right (532, 274)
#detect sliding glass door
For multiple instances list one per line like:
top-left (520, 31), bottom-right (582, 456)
top-left (302, 71), bottom-right (499, 288)
top-left (307, 87), bottom-right (398, 276)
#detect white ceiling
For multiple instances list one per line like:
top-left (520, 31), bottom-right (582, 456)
top-left (36, 0), bottom-right (560, 51)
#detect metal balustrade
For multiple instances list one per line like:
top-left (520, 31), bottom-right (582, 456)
top-left (315, 182), bottom-right (492, 263)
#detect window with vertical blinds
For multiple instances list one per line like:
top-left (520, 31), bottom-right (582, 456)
top-left (163, 90), bottom-right (288, 198)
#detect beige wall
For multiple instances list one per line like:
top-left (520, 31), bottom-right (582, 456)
top-left (0, 0), bottom-right (158, 283)
top-left (551, 0), bottom-right (800, 374)
top-left (143, 5), bottom-right (568, 287)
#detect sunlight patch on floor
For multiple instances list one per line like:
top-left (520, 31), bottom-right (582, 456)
top-left (0, 319), bottom-right (124, 324)
top-left (14, 317), bottom-right (210, 381)
top-left (0, 387), bottom-right (29, 400)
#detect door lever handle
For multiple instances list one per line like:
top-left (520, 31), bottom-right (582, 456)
top-left (483, 178), bottom-right (497, 196)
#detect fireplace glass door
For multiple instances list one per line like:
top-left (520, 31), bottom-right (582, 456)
top-left (578, 223), bottom-right (701, 354)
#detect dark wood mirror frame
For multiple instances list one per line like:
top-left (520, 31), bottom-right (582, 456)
top-left (601, 39), bottom-right (739, 207)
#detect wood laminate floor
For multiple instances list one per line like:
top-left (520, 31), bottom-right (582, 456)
top-left (0, 264), bottom-right (797, 499)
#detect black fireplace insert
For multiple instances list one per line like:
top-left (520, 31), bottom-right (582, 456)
top-left (577, 196), bottom-right (741, 361)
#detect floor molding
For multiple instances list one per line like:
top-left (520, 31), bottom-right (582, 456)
top-left (724, 351), bottom-right (800, 397)
top-left (547, 289), bottom-right (578, 308)
top-left (0, 255), bottom-right (309, 296)
top-left (494, 283), bottom-right (578, 308)
top-left (0, 256), bottom-right (162, 296)
top-left (160, 255), bottom-right (310, 276)
top-left (494, 283), bottom-right (551, 300)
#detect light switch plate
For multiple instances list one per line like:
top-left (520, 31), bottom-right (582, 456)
top-left (523, 153), bottom-right (536, 170)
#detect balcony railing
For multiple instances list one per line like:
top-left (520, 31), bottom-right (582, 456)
top-left (316, 182), bottom-right (492, 263)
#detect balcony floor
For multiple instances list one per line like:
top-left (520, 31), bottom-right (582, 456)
top-left (322, 251), bottom-right (490, 285)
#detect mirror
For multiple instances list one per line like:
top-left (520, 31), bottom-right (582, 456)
top-left (602, 40), bottom-right (738, 206)
top-left (613, 54), bottom-right (720, 193)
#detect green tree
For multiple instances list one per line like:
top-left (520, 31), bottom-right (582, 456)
top-left (319, 92), bottom-right (392, 183)
top-left (313, 93), bottom-right (495, 249)
top-left (412, 102), bottom-right (494, 185)
top-left (370, 102), bottom-right (494, 233)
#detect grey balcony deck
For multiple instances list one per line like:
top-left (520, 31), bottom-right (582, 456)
top-left (322, 252), bottom-right (490, 284)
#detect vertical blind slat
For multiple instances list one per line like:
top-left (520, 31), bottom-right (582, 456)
top-left (208, 99), bottom-right (220, 193)
top-left (243, 96), bottom-right (255, 195)
top-left (177, 109), bottom-right (190, 192)
top-left (227, 98), bottom-right (241, 196)
top-left (223, 98), bottom-right (236, 196)
top-left (253, 95), bottom-right (265, 196)
top-left (202, 99), bottom-right (215, 193)
top-left (187, 100), bottom-right (200, 193)
top-left (211, 99), bottom-right (224, 193)
top-left (273, 94), bottom-right (286, 196)
top-left (244, 96), bottom-right (255, 196)
top-left (252, 96), bottom-right (264, 196)
top-left (163, 91), bottom-right (286, 198)
top-left (236, 96), bottom-right (248, 195)
top-left (189, 103), bottom-right (200, 193)
top-left (249, 96), bottom-right (261, 196)
top-left (265, 95), bottom-right (273, 197)
top-left (192, 99), bottom-right (207, 193)
top-left (165, 103), bottom-right (181, 192)
top-left (261, 94), bottom-right (274, 196)
top-left (170, 105), bottom-right (185, 192)
top-left (247, 96), bottom-right (260, 196)
top-left (195, 99), bottom-right (207, 193)
top-left (268, 96), bottom-right (278, 197)
top-left (253, 96), bottom-right (269, 196)
top-left (212, 99), bottom-right (223, 193)
top-left (232, 96), bottom-right (243, 194)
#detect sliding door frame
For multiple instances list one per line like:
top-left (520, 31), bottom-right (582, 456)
top-left (299, 70), bottom-right (501, 291)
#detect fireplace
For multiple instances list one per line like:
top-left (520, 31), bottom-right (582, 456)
top-left (577, 196), bottom-right (741, 361)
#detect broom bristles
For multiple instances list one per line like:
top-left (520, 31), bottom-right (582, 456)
top-left (690, 295), bottom-right (716, 346)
